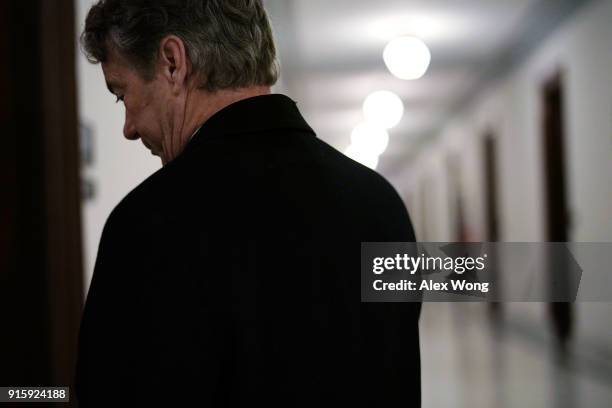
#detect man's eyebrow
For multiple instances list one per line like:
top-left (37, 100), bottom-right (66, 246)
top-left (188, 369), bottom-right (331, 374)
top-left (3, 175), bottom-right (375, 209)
top-left (105, 80), bottom-right (120, 95)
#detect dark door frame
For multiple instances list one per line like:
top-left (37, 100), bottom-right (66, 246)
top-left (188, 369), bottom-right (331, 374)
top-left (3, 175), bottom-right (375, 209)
top-left (1, 0), bottom-right (84, 395)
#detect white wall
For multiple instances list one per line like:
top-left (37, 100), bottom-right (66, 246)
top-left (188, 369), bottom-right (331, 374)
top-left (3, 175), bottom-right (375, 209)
top-left (397, 0), bottom-right (612, 352)
top-left (75, 0), bottom-right (162, 292)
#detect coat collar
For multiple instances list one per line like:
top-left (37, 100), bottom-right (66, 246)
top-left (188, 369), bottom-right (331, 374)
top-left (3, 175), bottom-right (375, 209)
top-left (182, 93), bottom-right (315, 155)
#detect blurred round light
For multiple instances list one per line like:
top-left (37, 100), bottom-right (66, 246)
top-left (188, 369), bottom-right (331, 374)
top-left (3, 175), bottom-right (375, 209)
top-left (383, 36), bottom-right (431, 80)
top-left (350, 122), bottom-right (389, 155)
top-left (345, 144), bottom-right (379, 170)
top-left (363, 90), bottom-right (404, 129)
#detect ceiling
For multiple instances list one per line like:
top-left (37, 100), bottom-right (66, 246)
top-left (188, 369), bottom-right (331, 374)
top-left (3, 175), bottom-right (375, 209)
top-left (265, 0), bottom-right (590, 175)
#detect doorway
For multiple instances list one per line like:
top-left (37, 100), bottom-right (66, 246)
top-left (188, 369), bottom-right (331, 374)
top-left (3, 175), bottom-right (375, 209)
top-left (542, 72), bottom-right (572, 349)
top-left (483, 133), bottom-right (500, 242)
top-left (483, 132), bottom-right (502, 314)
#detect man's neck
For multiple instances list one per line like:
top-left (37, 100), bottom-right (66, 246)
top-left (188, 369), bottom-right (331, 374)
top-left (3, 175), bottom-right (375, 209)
top-left (185, 86), bottom-right (272, 142)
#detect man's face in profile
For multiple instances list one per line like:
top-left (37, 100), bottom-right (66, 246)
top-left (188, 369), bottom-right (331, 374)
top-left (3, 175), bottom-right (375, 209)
top-left (101, 48), bottom-right (169, 162)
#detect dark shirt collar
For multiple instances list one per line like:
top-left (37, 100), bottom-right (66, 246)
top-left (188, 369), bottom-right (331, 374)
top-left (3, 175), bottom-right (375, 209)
top-left (182, 93), bottom-right (315, 155)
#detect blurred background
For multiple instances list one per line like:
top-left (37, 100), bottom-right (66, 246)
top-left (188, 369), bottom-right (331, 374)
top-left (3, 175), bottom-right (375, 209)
top-left (2, 0), bottom-right (612, 406)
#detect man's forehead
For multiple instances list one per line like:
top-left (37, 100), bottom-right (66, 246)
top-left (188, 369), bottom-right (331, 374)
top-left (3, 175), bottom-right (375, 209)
top-left (101, 53), bottom-right (131, 93)
top-left (101, 47), bottom-right (144, 92)
top-left (102, 64), bottom-right (121, 93)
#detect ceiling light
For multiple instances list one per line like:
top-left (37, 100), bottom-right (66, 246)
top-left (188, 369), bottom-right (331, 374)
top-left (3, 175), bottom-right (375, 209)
top-left (383, 36), bottom-right (431, 80)
top-left (350, 122), bottom-right (389, 155)
top-left (363, 90), bottom-right (404, 129)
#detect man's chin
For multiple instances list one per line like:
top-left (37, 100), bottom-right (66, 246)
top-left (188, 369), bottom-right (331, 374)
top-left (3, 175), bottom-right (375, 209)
top-left (147, 146), bottom-right (160, 157)
top-left (148, 149), bottom-right (165, 164)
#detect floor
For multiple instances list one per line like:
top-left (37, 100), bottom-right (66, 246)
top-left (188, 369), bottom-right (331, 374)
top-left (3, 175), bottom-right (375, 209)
top-left (420, 303), bottom-right (612, 408)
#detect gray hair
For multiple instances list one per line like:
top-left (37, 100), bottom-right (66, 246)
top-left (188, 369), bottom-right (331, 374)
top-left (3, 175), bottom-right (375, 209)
top-left (81, 0), bottom-right (279, 91)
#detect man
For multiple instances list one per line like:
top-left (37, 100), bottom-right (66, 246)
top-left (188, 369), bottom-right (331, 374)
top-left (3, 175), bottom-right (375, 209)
top-left (76, 0), bottom-right (421, 406)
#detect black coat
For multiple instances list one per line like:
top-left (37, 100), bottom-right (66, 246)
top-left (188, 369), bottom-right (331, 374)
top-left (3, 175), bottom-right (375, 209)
top-left (75, 94), bottom-right (421, 407)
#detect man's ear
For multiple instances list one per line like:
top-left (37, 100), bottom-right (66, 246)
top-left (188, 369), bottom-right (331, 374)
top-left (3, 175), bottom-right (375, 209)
top-left (158, 35), bottom-right (190, 94)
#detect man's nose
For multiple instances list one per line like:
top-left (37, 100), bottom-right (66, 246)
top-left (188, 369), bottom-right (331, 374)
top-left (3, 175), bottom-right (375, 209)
top-left (123, 115), bottom-right (139, 140)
